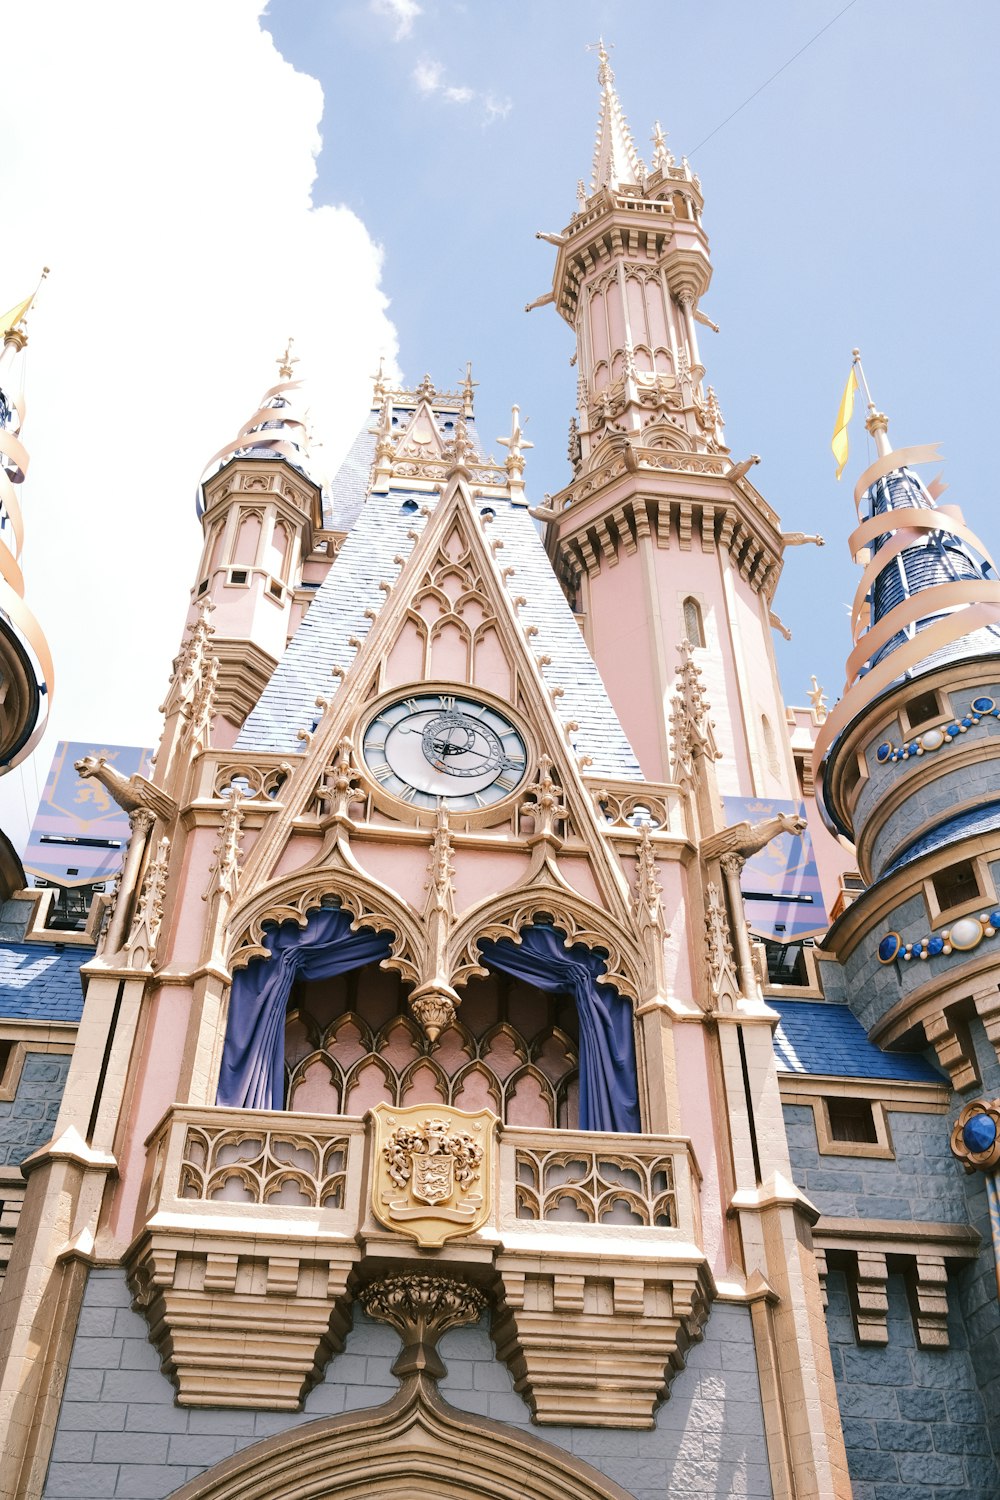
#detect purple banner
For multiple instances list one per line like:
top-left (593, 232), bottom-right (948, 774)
top-left (23, 740), bottom-right (153, 887)
top-left (721, 796), bottom-right (828, 941)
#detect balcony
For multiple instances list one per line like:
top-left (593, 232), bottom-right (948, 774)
top-left (129, 1106), bottom-right (712, 1427)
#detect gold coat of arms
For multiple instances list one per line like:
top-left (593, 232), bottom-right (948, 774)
top-left (369, 1102), bottom-right (497, 1248)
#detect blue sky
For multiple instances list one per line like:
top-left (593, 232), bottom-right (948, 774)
top-left (0, 2), bottom-right (996, 841)
top-left (266, 0), bottom-right (1000, 708)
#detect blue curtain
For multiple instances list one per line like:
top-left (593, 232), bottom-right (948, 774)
top-left (218, 906), bottom-right (392, 1111)
top-left (477, 924), bottom-right (640, 1133)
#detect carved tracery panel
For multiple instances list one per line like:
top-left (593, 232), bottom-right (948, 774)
top-left (285, 963), bottom-right (579, 1128)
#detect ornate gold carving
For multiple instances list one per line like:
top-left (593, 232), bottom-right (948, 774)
top-left (407, 808), bottom-right (460, 1041)
top-left (704, 880), bottom-right (738, 1003)
top-left (369, 1102), bottom-right (497, 1248)
top-left (125, 826), bottom-right (168, 969)
top-left (203, 789), bottom-right (245, 903)
top-left (213, 760), bottom-right (291, 801)
top-left (359, 1272), bottom-right (487, 1377)
top-left (450, 890), bottom-right (641, 1002)
top-left (74, 754), bottom-right (177, 824)
top-left (669, 638), bottom-right (720, 776)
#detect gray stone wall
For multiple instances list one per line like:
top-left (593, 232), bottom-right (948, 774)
top-left (43, 1268), bottom-right (773, 1500)
top-left (869, 759), bottom-right (1000, 880)
top-left (825, 1267), bottom-right (1000, 1498)
top-left (838, 878), bottom-right (1000, 1037)
top-left (951, 1017), bottom-right (1000, 1429)
top-left (851, 681), bottom-right (1000, 845)
top-left (0, 1052), bottom-right (70, 1166)
top-left (781, 1101), bottom-right (968, 1223)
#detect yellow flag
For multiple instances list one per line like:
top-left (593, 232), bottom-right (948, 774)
top-left (0, 296), bottom-right (33, 340)
top-left (832, 367), bottom-right (858, 481)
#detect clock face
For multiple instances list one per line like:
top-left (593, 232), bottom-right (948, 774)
top-left (362, 692), bottom-right (528, 811)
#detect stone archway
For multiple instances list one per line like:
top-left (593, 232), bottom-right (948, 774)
top-left (166, 1374), bottom-right (637, 1500)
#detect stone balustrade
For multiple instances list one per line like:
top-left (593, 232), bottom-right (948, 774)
top-left (129, 1105), bottom-right (712, 1426)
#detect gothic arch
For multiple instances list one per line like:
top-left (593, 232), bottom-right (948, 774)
top-left (225, 867), bottom-right (423, 984)
top-left (166, 1375), bottom-right (638, 1500)
top-left (448, 884), bottom-right (642, 1002)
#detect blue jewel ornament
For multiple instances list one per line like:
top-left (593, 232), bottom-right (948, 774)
top-left (926, 935), bottom-right (946, 956)
top-left (877, 933), bottom-right (902, 964)
top-left (962, 1113), bottom-right (998, 1155)
top-left (876, 742), bottom-right (892, 763)
top-left (990, 912), bottom-right (1000, 931)
top-left (972, 696), bottom-right (995, 714)
top-left (947, 724), bottom-right (961, 737)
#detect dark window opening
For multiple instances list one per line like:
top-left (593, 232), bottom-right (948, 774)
top-left (762, 938), bottom-right (812, 986)
top-left (682, 596), bottom-right (705, 649)
top-left (931, 859), bottom-right (980, 912)
top-left (0, 1039), bottom-right (12, 1081)
top-left (34, 880), bottom-right (105, 932)
top-left (229, 568), bottom-right (249, 585)
top-left (827, 1096), bottom-right (878, 1144)
top-left (906, 687), bottom-right (941, 729)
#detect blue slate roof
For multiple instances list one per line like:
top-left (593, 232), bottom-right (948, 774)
top-left (0, 942), bottom-right (87, 1022)
top-left (882, 799), bottom-right (1000, 877)
top-left (772, 998), bottom-right (943, 1082)
top-left (863, 466), bottom-right (1000, 671)
top-left (323, 419), bottom-right (377, 532)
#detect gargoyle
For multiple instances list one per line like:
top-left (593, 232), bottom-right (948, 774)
top-left (74, 755), bottom-right (178, 825)
top-left (701, 810), bottom-right (806, 864)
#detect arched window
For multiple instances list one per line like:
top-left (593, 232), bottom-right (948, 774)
top-left (682, 596), bottom-right (705, 648)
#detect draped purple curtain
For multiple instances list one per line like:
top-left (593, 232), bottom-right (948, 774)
top-left (218, 906), bottom-right (392, 1111)
top-left (477, 924), bottom-right (640, 1133)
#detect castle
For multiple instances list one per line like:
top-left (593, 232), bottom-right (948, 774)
top-left (0, 47), bottom-right (999, 1500)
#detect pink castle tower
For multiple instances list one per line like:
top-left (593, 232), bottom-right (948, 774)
top-left (9, 47), bottom-right (1000, 1500)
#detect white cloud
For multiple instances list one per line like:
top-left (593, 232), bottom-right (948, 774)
top-left (372, 0), bottom-right (422, 41)
top-left (414, 58), bottom-right (445, 94)
top-left (0, 1), bottom-right (398, 839)
top-left (412, 57), bottom-right (507, 121)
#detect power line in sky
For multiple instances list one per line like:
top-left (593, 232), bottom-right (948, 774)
top-left (690, 0), bottom-right (860, 155)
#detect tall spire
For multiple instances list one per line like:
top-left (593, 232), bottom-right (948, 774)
top-left (588, 40), bottom-right (643, 192)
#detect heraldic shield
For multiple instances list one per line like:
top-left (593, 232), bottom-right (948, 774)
top-left (369, 1102), bottom-right (498, 1248)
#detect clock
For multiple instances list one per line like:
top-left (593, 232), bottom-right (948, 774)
top-left (362, 691), bottom-right (528, 811)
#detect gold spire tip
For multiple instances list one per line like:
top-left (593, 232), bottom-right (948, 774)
top-left (277, 336), bottom-right (298, 381)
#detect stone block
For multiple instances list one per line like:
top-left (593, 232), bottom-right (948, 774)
top-left (94, 1432), bottom-right (169, 1465)
top-left (58, 1402), bottom-right (128, 1433)
top-left (100, 1370), bottom-right (177, 1404)
top-left (44, 1463), bottom-right (123, 1498)
top-left (71, 1337), bottom-right (123, 1370)
top-left (931, 1423), bottom-right (992, 1456)
top-left (895, 1387), bottom-right (947, 1422)
top-left (874, 1419), bottom-right (933, 1452)
top-left (124, 1404), bottom-right (189, 1434)
top-left (185, 1408), bottom-right (257, 1436)
top-left (113, 1465), bottom-right (193, 1499)
top-left (896, 1450), bottom-right (966, 1485)
top-left (166, 1434), bottom-right (240, 1467)
top-left (49, 1430), bottom-right (96, 1463)
top-left (847, 1447), bottom-right (899, 1482)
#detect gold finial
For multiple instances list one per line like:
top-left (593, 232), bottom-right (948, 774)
top-left (277, 336), bottom-right (298, 381)
top-left (852, 349), bottom-right (890, 450)
top-left (586, 37), bottom-right (614, 86)
top-left (460, 360), bottom-right (478, 416)
top-left (651, 121), bottom-right (672, 171)
top-left (372, 354), bottom-right (387, 403)
top-left (808, 675), bottom-right (828, 721)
